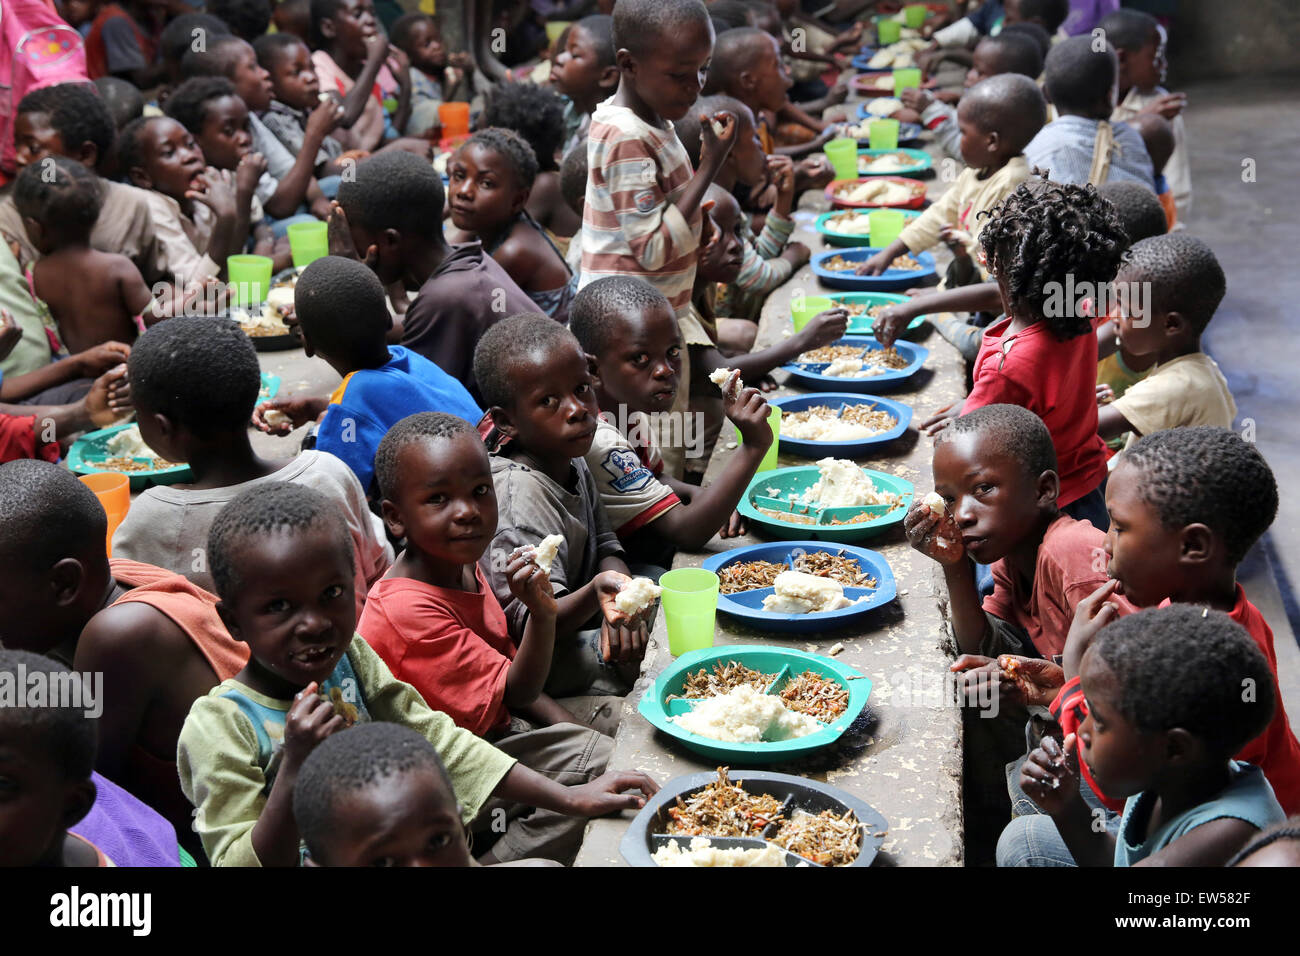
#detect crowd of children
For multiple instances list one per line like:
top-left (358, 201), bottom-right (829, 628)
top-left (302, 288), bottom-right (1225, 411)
top-left (0, 0), bottom-right (1294, 872)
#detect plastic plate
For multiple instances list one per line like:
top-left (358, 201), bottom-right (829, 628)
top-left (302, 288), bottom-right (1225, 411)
top-left (769, 392), bottom-right (913, 458)
top-left (636, 645), bottom-right (871, 764)
top-left (814, 209), bottom-right (921, 247)
top-left (619, 769), bottom-right (889, 867)
top-left (850, 71), bottom-right (937, 95)
top-left (781, 335), bottom-right (928, 392)
top-left (700, 540), bottom-right (897, 633)
top-left (856, 147), bottom-right (932, 178)
top-left (824, 176), bottom-right (927, 210)
top-left (738, 463), bottom-right (914, 541)
top-left (812, 246), bottom-right (937, 291)
top-left (66, 373), bottom-right (280, 490)
top-left (824, 292), bottom-right (928, 335)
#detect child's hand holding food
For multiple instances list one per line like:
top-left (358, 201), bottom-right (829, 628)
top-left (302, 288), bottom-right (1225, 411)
top-left (794, 307), bottom-right (850, 349)
top-left (253, 394), bottom-right (329, 434)
top-left (903, 494), bottom-right (964, 564)
top-left (938, 225), bottom-right (971, 259)
top-left (899, 87), bottom-right (932, 112)
top-left (766, 153), bottom-right (797, 216)
top-left (282, 681), bottom-right (348, 771)
top-left (1019, 733), bottom-right (1080, 815)
top-left (854, 249), bottom-right (893, 276)
top-left (1063, 579), bottom-right (1123, 679)
top-left (724, 384), bottom-right (773, 451)
top-left (506, 546), bottom-right (558, 619)
top-left (996, 654), bottom-right (1065, 708)
top-left (699, 110), bottom-right (738, 172)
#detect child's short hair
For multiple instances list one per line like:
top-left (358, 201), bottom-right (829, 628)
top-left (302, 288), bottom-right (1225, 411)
top-left (294, 255), bottom-right (390, 357)
top-left (959, 74), bottom-right (1045, 151)
top-left (1000, 22), bottom-right (1052, 61)
top-left (207, 482), bottom-right (355, 601)
top-left (675, 93), bottom-right (747, 167)
top-left (975, 32), bottom-right (1044, 79)
top-left (180, 33), bottom-right (250, 79)
top-left (309, 0), bottom-right (350, 49)
top-left (18, 83), bottom-right (116, 171)
top-left (374, 412), bottom-right (478, 502)
top-left (1096, 181), bottom-right (1166, 243)
top-left (209, 0), bottom-right (273, 40)
top-left (1122, 427), bottom-right (1274, 567)
top-left (559, 142), bottom-right (588, 216)
top-left (1226, 816), bottom-right (1300, 867)
top-left (703, 27), bottom-right (769, 95)
top-left (0, 460), bottom-right (106, 570)
top-left (1044, 35), bottom-right (1117, 115)
top-left (463, 127), bottom-right (539, 192)
top-left (164, 76), bottom-right (239, 135)
top-left (253, 31), bottom-right (305, 72)
top-left (1017, 0), bottom-right (1069, 34)
top-left (575, 13), bottom-right (615, 67)
top-left (1121, 234), bottom-right (1225, 334)
top-left (13, 156), bottom-right (102, 235)
top-left (115, 116), bottom-right (163, 179)
top-left (337, 150), bottom-right (445, 240)
top-left (569, 275), bottom-right (670, 356)
top-left (390, 11), bottom-right (436, 50)
top-left (1093, 605), bottom-right (1274, 758)
top-left (128, 317), bottom-right (263, 439)
top-left (478, 84), bottom-right (566, 174)
top-left (941, 403), bottom-right (1057, 483)
top-left (1129, 112), bottom-right (1174, 176)
top-left (472, 312), bottom-right (579, 411)
top-left (293, 722), bottom-right (456, 861)
top-left (613, 0), bottom-right (710, 57)
top-left (92, 77), bottom-right (145, 130)
top-left (0, 649), bottom-right (98, 780)
top-left (708, 0), bottom-right (755, 29)
top-left (978, 178), bottom-right (1128, 339)
top-left (161, 13), bottom-right (232, 73)
top-left (1097, 8), bottom-right (1158, 53)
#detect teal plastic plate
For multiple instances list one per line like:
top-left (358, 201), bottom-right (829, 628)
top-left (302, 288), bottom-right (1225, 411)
top-left (637, 645), bottom-right (871, 764)
top-left (856, 147), bottom-right (932, 178)
top-left (814, 209), bottom-right (921, 248)
top-left (739, 464), bottom-right (913, 542)
top-left (825, 292), bottom-right (928, 335)
top-left (66, 373), bottom-right (280, 490)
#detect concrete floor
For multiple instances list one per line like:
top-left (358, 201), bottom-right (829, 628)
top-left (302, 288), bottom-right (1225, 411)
top-left (1181, 74), bottom-right (1300, 726)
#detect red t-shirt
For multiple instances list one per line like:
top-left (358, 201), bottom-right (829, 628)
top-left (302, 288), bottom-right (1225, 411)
top-left (1050, 585), bottom-right (1300, 816)
top-left (966, 317), bottom-right (1109, 507)
top-left (0, 414), bottom-right (59, 465)
top-left (358, 566), bottom-right (516, 737)
top-left (982, 514), bottom-right (1131, 659)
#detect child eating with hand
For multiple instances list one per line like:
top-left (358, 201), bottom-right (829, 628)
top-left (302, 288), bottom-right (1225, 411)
top-left (254, 33), bottom-right (349, 179)
top-left (310, 0), bottom-right (410, 152)
top-left (473, 313), bottom-right (650, 698)
top-left (178, 481), bottom-right (657, 866)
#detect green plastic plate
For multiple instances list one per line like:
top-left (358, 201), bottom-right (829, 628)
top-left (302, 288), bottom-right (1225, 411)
top-left (825, 292), bottom-right (928, 335)
top-left (739, 464), bottom-right (913, 542)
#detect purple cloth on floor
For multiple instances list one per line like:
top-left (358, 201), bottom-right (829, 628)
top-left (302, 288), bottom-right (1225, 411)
top-left (71, 772), bottom-right (181, 867)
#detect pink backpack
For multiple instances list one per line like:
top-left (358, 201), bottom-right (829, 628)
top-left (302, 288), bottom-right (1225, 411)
top-left (0, 0), bottom-right (88, 180)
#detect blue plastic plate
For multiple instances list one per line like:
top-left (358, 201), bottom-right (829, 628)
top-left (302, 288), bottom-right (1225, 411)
top-left (637, 645), bottom-right (871, 763)
top-left (812, 247), bottom-right (937, 291)
top-left (700, 541), bottom-right (896, 633)
top-left (770, 392), bottom-right (912, 458)
top-left (781, 335), bottom-right (928, 392)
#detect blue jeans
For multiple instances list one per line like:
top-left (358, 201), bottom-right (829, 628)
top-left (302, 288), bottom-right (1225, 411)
top-left (269, 212), bottom-right (318, 239)
top-left (996, 750), bottom-right (1121, 866)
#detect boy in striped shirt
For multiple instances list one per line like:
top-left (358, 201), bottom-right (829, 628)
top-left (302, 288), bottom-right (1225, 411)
top-left (580, 0), bottom-right (737, 478)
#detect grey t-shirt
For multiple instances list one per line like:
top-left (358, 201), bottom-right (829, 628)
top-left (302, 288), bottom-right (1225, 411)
top-left (101, 17), bottom-right (147, 74)
top-left (480, 453), bottom-right (624, 641)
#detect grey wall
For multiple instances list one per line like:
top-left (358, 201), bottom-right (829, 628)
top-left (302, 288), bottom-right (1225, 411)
top-left (1165, 0), bottom-right (1300, 82)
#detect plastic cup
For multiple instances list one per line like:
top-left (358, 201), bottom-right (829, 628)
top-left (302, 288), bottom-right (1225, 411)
top-left (227, 254), bottom-right (273, 306)
top-left (735, 403), bottom-right (781, 473)
top-left (903, 4), bottom-right (927, 28)
top-left (823, 137), bottom-right (859, 182)
top-left (545, 20), bottom-right (571, 45)
top-left (868, 209), bottom-right (907, 248)
top-left (80, 472), bottom-right (129, 557)
top-left (877, 18), bottom-right (901, 45)
top-left (382, 97), bottom-right (398, 114)
top-left (438, 101), bottom-right (470, 138)
top-left (659, 568), bottom-right (719, 657)
top-left (791, 293), bottom-right (834, 333)
top-left (286, 221), bottom-right (329, 270)
top-left (868, 118), bottom-right (900, 150)
top-left (893, 67), bottom-right (923, 96)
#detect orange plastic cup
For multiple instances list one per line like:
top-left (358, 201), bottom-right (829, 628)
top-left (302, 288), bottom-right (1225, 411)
top-left (80, 472), bottom-right (130, 556)
top-left (438, 102), bottom-right (470, 139)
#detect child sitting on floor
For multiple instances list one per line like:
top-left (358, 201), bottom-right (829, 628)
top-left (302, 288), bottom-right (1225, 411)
top-left (855, 74), bottom-right (1045, 285)
top-left (571, 276), bottom-right (772, 566)
top-left (1097, 235), bottom-right (1235, 452)
top-left (111, 317), bottom-right (392, 614)
top-left (178, 481), bottom-right (656, 866)
top-left (1014, 606), bottom-right (1285, 866)
top-left (446, 128), bottom-right (575, 323)
top-left (548, 14), bottom-right (619, 156)
top-left (473, 313), bottom-right (652, 698)
top-left (254, 33), bottom-right (349, 180)
top-left (14, 157), bottom-right (156, 355)
top-left (294, 722), bottom-right (474, 867)
top-left (252, 256), bottom-right (481, 497)
top-left (390, 11), bottom-right (490, 137)
top-left (1128, 112), bottom-right (1178, 231)
top-left (310, 0), bottom-right (411, 152)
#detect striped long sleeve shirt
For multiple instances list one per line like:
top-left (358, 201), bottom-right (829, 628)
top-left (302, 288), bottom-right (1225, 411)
top-left (579, 101), bottom-right (701, 317)
top-left (719, 212), bottom-right (797, 320)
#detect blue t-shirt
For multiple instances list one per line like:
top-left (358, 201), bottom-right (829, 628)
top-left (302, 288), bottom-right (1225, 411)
top-left (1114, 761), bottom-right (1285, 866)
top-left (315, 346), bottom-right (483, 493)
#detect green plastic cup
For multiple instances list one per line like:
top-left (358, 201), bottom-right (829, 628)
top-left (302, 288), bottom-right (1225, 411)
top-left (868, 209), bottom-right (907, 248)
top-left (545, 20), bottom-right (570, 45)
top-left (227, 254), bottom-right (273, 306)
top-left (660, 568), bottom-right (719, 657)
top-left (287, 221), bottom-right (329, 270)
top-left (893, 67), bottom-right (923, 96)
top-left (877, 18), bottom-right (901, 45)
top-left (868, 118), bottom-right (900, 150)
top-left (735, 403), bottom-right (781, 473)
top-left (791, 293), bottom-right (834, 333)
top-left (903, 4), bottom-right (927, 28)
top-left (382, 97), bottom-right (398, 114)
top-left (823, 137), bottom-right (859, 182)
